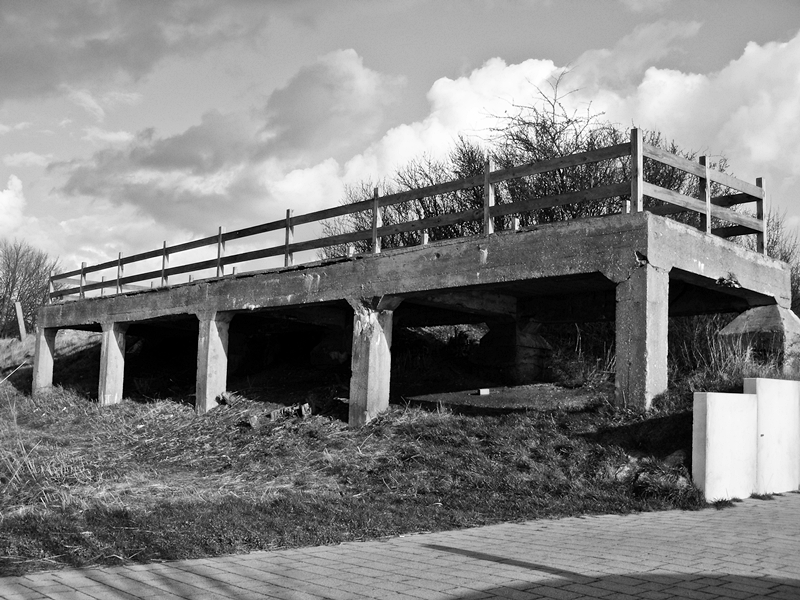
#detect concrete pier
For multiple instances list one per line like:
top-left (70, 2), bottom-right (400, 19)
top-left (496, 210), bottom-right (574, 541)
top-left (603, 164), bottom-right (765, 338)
top-left (348, 297), bottom-right (401, 427)
top-left (615, 263), bottom-right (669, 410)
top-left (196, 312), bottom-right (233, 414)
top-left (98, 322), bottom-right (128, 406)
top-left (32, 326), bottom-right (57, 396)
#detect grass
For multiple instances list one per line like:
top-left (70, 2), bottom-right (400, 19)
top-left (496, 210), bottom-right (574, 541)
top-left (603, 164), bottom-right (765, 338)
top-left (6, 321), bottom-right (785, 577)
top-left (0, 372), bottom-right (703, 576)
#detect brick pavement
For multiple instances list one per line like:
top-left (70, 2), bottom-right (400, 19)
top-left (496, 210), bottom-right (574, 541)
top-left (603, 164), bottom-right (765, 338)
top-left (2, 493), bottom-right (799, 599)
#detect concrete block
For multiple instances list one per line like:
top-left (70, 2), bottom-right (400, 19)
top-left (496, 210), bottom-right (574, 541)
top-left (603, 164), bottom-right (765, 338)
top-left (693, 392), bottom-right (758, 501)
top-left (743, 378), bottom-right (800, 494)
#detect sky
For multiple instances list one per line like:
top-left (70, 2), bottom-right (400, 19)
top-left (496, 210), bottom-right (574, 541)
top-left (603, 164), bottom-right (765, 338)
top-left (2, 0), bottom-right (800, 275)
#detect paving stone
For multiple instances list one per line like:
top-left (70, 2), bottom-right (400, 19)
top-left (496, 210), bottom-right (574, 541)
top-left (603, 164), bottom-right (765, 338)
top-left (3, 495), bottom-right (800, 599)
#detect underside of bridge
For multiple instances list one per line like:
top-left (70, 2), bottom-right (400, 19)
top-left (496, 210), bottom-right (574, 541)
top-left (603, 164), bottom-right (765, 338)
top-left (34, 212), bottom-right (793, 426)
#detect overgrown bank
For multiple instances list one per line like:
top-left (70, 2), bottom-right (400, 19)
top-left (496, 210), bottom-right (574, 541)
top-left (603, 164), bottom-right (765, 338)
top-left (1, 375), bottom-right (702, 576)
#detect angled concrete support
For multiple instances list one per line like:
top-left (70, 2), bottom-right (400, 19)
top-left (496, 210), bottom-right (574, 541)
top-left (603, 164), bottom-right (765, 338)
top-left (347, 296), bottom-right (402, 427)
top-left (32, 327), bottom-right (58, 396)
top-left (196, 311), bottom-right (234, 414)
top-left (99, 322), bottom-right (128, 406)
top-left (615, 263), bottom-right (669, 410)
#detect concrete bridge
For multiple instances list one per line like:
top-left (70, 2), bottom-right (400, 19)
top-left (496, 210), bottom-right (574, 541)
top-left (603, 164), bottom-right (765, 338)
top-left (33, 131), bottom-right (792, 426)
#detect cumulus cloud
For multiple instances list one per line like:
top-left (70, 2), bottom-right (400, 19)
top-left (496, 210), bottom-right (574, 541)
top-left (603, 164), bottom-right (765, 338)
top-left (56, 50), bottom-right (405, 236)
top-left (342, 56), bottom-right (561, 182)
top-left (562, 28), bottom-right (800, 213)
top-left (0, 175), bottom-right (27, 236)
top-left (263, 49), bottom-right (405, 163)
top-left (50, 29), bottom-right (800, 263)
top-left (65, 87), bottom-right (106, 121)
top-left (3, 152), bottom-right (53, 167)
top-left (0, 0), bottom-right (268, 103)
top-left (82, 127), bottom-right (135, 144)
top-left (0, 121), bottom-right (31, 135)
top-left (64, 87), bottom-right (144, 121)
top-left (574, 21), bottom-right (701, 89)
top-left (59, 109), bottom-right (266, 230)
top-left (618, 0), bottom-right (672, 12)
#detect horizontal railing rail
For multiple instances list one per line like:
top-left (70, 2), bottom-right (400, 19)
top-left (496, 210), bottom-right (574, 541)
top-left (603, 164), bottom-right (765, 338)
top-left (50, 128), bottom-right (766, 301)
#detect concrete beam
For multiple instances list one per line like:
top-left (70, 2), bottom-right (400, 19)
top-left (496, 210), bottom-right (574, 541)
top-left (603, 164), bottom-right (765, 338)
top-left (196, 311), bottom-right (233, 414)
top-left (38, 213), bottom-right (788, 331)
top-left (347, 296), bottom-right (401, 427)
top-left (408, 291), bottom-right (517, 319)
top-left (615, 263), bottom-right (669, 410)
top-left (99, 322), bottom-right (128, 406)
top-left (32, 327), bottom-right (58, 396)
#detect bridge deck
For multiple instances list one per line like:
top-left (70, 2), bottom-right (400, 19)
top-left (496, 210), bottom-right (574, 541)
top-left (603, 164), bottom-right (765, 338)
top-left (34, 211), bottom-right (791, 425)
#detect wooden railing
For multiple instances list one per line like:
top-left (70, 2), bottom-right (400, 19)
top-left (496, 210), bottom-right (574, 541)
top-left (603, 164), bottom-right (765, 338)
top-left (49, 129), bottom-right (765, 301)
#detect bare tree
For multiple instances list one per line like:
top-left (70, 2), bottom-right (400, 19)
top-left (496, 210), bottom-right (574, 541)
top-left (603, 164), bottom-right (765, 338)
top-left (0, 239), bottom-right (59, 337)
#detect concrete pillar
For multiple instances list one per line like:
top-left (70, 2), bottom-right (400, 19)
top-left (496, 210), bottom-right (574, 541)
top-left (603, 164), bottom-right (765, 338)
top-left (347, 296), bottom-right (402, 427)
top-left (615, 263), bottom-right (669, 410)
top-left (32, 326), bottom-right (58, 396)
top-left (99, 322), bottom-right (128, 406)
top-left (196, 311), bottom-right (233, 414)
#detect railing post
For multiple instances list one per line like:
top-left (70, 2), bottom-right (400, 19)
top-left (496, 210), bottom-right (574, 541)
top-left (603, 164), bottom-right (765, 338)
top-left (216, 226), bottom-right (225, 277)
top-left (699, 156), bottom-right (711, 234)
top-left (484, 155), bottom-right (495, 235)
top-left (101, 276), bottom-right (106, 298)
top-left (48, 271), bottom-right (55, 304)
top-left (756, 177), bottom-right (765, 254)
top-left (160, 241), bottom-right (169, 287)
top-left (512, 215), bottom-right (520, 231)
top-left (116, 252), bottom-right (123, 295)
top-left (630, 128), bottom-right (643, 213)
top-left (79, 262), bottom-right (86, 299)
top-left (421, 229), bottom-right (429, 246)
top-left (371, 187), bottom-right (381, 254)
top-left (285, 209), bottom-right (294, 267)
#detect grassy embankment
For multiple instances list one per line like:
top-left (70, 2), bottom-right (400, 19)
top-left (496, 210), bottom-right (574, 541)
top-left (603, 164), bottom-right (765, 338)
top-left (0, 325), bottom-right (780, 576)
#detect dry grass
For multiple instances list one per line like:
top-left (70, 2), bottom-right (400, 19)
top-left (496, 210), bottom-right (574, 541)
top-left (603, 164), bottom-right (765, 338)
top-left (0, 372), bottom-right (704, 576)
top-left (10, 320), bottom-right (789, 576)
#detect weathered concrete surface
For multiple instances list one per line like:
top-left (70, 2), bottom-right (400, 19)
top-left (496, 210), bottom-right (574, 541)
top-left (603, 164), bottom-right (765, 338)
top-left (196, 312), bottom-right (233, 414)
top-left (348, 296), bottom-right (401, 427)
top-left (31, 327), bottom-right (57, 396)
top-left (98, 322), bottom-right (128, 406)
top-left (37, 212), bottom-right (793, 417)
top-left (615, 263), bottom-right (669, 410)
